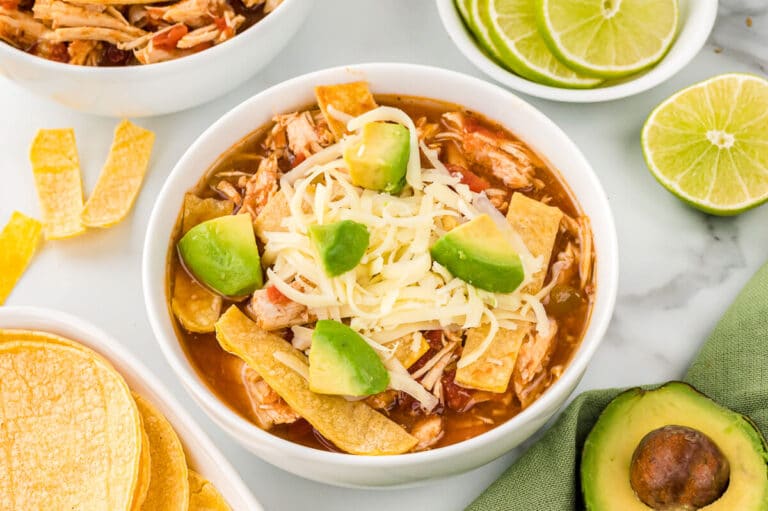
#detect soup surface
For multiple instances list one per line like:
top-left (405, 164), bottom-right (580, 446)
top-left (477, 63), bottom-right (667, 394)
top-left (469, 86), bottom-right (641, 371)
top-left (168, 83), bottom-right (595, 453)
top-left (0, 0), bottom-right (278, 65)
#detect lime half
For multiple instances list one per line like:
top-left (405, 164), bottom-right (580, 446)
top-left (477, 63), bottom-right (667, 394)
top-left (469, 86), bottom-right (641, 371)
top-left (642, 74), bottom-right (768, 216)
top-left (479, 0), bottom-right (601, 88)
top-left (536, 0), bottom-right (678, 78)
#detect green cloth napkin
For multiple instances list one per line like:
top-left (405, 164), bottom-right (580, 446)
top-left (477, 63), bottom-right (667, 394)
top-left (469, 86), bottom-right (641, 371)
top-left (467, 261), bottom-right (768, 511)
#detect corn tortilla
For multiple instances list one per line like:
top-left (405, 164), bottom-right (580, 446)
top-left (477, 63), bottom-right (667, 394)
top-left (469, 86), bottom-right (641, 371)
top-left (188, 471), bottom-right (231, 511)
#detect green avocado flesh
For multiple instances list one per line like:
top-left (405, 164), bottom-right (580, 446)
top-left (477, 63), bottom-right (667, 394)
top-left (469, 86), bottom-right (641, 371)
top-left (309, 320), bottom-right (389, 397)
top-left (309, 220), bottom-right (370, 277)
top-left (343, 121), bottom-right (410, 194)
top-left (177, 214), bottom-right (263, 297)
top-left (581, 382), bottom-right (768, 511)
top-left (430, 214), bottom-right (523, 293)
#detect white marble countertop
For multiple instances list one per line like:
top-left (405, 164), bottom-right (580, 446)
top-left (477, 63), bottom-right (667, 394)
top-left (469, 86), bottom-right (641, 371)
top-left (2, 2), bottom-right (766, 510)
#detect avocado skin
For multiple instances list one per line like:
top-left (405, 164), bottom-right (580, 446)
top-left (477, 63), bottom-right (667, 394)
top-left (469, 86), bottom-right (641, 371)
top-left (430, 214), bottom-right (524, 293)
top-left (309, 320), bottom-right (389, 396)
top-left (177, 214), bottom-right (263, 298)
top-left (309, 220), bottom-right (370, 277)
top-left (344, 122), bottom-right (410, 195)
top-left (581, 381), bottom-right (768, 511)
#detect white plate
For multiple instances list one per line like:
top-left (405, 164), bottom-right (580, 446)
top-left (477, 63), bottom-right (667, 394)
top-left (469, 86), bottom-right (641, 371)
top-left (435, 0), bottom-right (719, 102)
top-left (0, 306), bottom-right (263, 511)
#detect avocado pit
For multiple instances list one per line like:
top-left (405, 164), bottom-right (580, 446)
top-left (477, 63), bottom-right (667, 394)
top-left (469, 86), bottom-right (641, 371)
top-left (629, 425), bottom-right (730, 510)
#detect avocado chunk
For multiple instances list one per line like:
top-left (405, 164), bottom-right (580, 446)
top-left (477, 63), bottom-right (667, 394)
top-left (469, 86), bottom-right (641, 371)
top-left (343, 121), bottom-right (410, 194)
top-left (581, 382), bottom-right (768, 511)
top-left (430, 214), bottom-right (524, 293)
top-left (308, 320), bottom-right (389, 396)
top-left (177, 214), bottom-right (263, 298)
top-left (309, 220), bottom-right (370, 276)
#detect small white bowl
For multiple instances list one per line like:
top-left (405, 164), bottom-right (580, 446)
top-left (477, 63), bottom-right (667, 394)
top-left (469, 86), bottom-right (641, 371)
top-left (0, 0), bottom-right (313, 117)
top-left (143, 63), bottom-right (619, 488)
top-left (436, 0), bottom-right (719, 102)
top-left (0, 306), bottom-right (263, 510)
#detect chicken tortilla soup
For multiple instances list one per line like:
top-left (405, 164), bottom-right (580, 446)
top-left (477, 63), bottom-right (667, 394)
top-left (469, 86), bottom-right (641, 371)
top-left (167, 81), bottom-right (596, 455)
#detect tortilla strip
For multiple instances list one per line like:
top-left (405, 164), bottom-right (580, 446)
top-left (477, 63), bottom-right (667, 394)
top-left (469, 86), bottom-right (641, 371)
top-left (456, 194), bottom-right (563, 392)
top-left (181, 194), bottom-right (234, 235)
top-left (315, 81), bottom-right (378, 139)
top-left (82, 119), bottom-right (155, 228)
top-left (391, 332), bottom-right (429, 369)
top-left (188, 471), bottom-right (231, 511)
top-left (0, 212), bottom-right (42, 305)
top-left (29, 129), bottom-right (85, 239)
top-left (215, 306), bottom-right (418, 455)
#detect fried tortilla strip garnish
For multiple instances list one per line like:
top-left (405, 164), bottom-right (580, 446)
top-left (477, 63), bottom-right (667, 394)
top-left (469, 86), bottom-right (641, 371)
top-left (82, 119), bottom-right (155, 228)
top-left (215, 306), bottom-right (418, 455)
top-left (392, 332), bottom-right (430, 369)
top-left (188, 471), bottom-right (231, 511)
top-left (134, 393), bottom-right (190, 511)
top-left (315, 81), bottom-right (378, 139)
top-left (0, 212), bottom-right (42, 305)
top-left (29, 128), bottom-right (85, 239)
top-left (455, 194), bottom-right (563, 392)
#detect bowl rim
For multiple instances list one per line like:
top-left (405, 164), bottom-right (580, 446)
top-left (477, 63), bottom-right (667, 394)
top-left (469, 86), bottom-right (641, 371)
top-left (0, 0), bottom-right (303, 76)
top-left (143, 62), bottom-right (619, 468)
top-left (0, 305), bottom-right (264, 510)
top-left (434, 0), bottom-right (719, 103)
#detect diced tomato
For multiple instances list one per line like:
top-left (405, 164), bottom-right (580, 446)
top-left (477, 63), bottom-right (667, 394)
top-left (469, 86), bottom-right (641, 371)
top-left (442, 370), bottom-right (473, 411)
top-left (266, 285), bottom-right (290, 305)
top-left (448, 164), bottom-right (490, 193)
top-left (152, 24), bottom-right (188, 50)
top-left (291, 152), bottom-right (306, 168)
top-left (213, 17), bottom-right (234, 37)
top-left (189, 42), bottom-right (213, 54)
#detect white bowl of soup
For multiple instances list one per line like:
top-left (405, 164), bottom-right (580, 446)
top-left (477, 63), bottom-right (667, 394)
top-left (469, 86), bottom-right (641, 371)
top-left (143, 63), bottom-right (619, 487)
top-left (0, 0), bottom-right (312, 117)
top-left (0, 306), bottom-right (263, 509)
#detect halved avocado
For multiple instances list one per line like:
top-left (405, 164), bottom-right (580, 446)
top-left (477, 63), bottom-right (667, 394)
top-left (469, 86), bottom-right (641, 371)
top-left (581, 382), bottom-right (768, 510)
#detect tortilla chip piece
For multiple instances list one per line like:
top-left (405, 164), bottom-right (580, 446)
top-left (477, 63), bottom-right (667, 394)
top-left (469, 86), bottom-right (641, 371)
top-left (0, 339), bottom-right (143, 510)
top-left (315, 81), bottom-right (378, 139)
top-left (82, 119), bottom-right (155, 228)
top-left (29, 128), bottom-right (85, 239)
top-left (172, 266), bottom-right (222, 333)
top-left (253, 189), bottom-right (289, 242)
top-left (134, 393), bottom-right (190, 511)
top-left (188, 471), bottom-right (231, 511)
top-left (456, 194), bottom-right (562, 392)
top-left (455, 325), bottom-right (527, 393)
top-left (215, 306), bottom-right (418, 455)
top-left (506, 193), bottom-right (563, 292)
top-left (0, 212), bottom-right (42, 305)
top-left (181, 193), bottom-right (234, 235)
top-left (131, 425), bottom-right (152, 510)
top-left (392, 332), bottom-right (430, 369)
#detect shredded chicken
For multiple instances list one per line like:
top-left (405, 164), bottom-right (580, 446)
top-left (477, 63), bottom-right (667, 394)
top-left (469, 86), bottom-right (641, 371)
top-left (513, 321), bottom-right (559, 407)
top-left (133, 41), bottom-right (194, 64)
top-left (247, 287), bottom-right (314, 331)
top-left (45, 26), bottom-right (139, 44)
top-left (242, 366), bottom-right (300, 430)
top-left (67, 38), bottom-right (101, 64)
top-left (241, 0), bottom-right (281, 12)
top-left (411, 415), bottom-right (444, 451)
top-left (365, 389), bottom-right (397, 411)
top-left (241, 153), bottom-right (279, 219)
top-left (176, 12), bottom-right (243, 48)
top-left (215, 179), bottom-right (243, 206)
top-left (145, 0), bottom-right (230, 28)
top-left (33, 0), bottom-right (144, 37)
top-left (0, 7), bottom-right (49, 47)
top-left (275, 111), bottom-right (334, 160)
top-left (420, 350), bottom-right (456, 392)
top-left (442, 112), bottom-right (536, 190)
top-left (485, 188), bottom-right (508, 212)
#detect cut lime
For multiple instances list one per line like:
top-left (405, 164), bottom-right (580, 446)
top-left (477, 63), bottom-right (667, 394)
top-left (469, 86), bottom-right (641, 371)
top-left (455, 0), bottom-right (471, 25)
top-left (536, 0), bottom-right (679, 78)
top-left (479, 0), bottom-right (601, 88)
top-left (642, 74), bottom-right (768, 216)
top-left (464, 0), bottom-right (503, 60)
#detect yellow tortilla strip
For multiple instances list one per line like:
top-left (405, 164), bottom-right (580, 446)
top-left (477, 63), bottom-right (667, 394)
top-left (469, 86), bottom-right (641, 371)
top-left (315, 81), bottom-right (378, 139)
top-left (392, 332), bottom-right (430, 369)
top-left (29, 129), bottom-right (85, 239)
top-left (188, 471), bottom-right (231, 511)
top-left (0, 339), bottom-right (143, 510)
top-left (134, 393), bottom-right (190, 511)
top-left (506, 193), bottom-right (563, 292)
top-left (253, 189), bottom-right (289, 242)
top-left (215, 306), bottom-right (418, 455)
top-left (82, 119), bottom-right (155, 228)
top-left (0, 212), bottom-right (42, 305)
top-left (172, 266), bottom-right (222, 333)
top-left (181, 194), bottom-right (234, 235)
top-left (456, 194), bottom-right (563, 392)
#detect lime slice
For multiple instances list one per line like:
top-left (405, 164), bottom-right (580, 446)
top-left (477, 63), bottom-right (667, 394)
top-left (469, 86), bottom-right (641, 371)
top-left (455, 0), bottom-right (471, 24)
top-left (536, 0), bottom-right (679, 78)
top-left (479, 0), bottom-right (601, 88)
top-left (463, 0), bottom-right (503, 60)
top-left (642, 74), bottom-right (768, 216)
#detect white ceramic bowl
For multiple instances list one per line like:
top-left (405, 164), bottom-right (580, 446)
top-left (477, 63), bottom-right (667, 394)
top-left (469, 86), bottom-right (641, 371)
top-left (143, 63), bottom-right (619, 488)
top-left (0, 0), bottom-right (313, 117)
top-left (0, 306), bottom-right (263, 510)
top-left (436, 0), bottom-right (719, 102)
